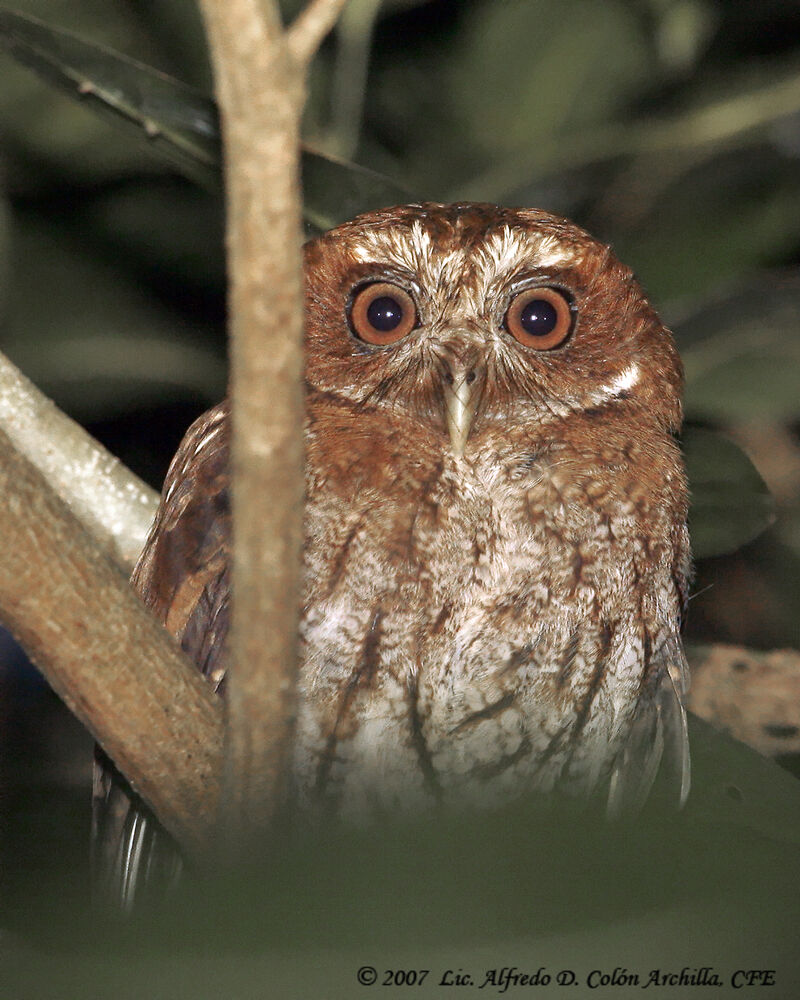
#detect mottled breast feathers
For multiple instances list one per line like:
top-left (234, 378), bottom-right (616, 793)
top-left (93, 202), bottom-right (691, 908)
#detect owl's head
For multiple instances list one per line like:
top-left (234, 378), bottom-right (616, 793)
top-left (303, 203), bottom-right (682, 456)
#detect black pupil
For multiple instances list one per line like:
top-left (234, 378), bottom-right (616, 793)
top-left (366, 295), bottom-right (404, 332)
top-left (519, 298), bottom-right (558, 337)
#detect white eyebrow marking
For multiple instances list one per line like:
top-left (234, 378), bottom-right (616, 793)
top-left (349, 243), bottom-right (372, 264)
top-left (348, 219), bottom-right (438, 272)
top-left (347, 219), bottom-right (468, 299)
top-left (481, 226), bottom-right (527, 273)
top-left (409, 219), bottom-right (433, 258)
top-left (535, 234), bottom-right (576, 270)
top-left (346, 217), bottom-right (581, 319)
top-left (589, 362), bottom-right (641, 407)
top-left (467, 226), bottom-right (579, 311)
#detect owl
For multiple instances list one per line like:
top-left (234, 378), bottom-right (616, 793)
top-left (93, 203), bottom-right (691, 907)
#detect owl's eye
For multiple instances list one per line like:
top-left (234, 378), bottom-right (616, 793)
top-left (349, 282), bottom-right (417, 345)
top-left (504, 287), bottom-right (573, 350)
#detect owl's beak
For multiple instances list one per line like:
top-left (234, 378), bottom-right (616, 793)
top-left (440, 359), bottom-right (486, 458)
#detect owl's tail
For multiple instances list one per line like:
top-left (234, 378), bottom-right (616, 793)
top-left (91, 747), bottom-right (184, 914)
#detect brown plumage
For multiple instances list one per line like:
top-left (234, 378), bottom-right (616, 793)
top-left (93, 203), bottom-right (691, 906)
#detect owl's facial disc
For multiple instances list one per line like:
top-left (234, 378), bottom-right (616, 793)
top-left (435, 345), bottom-right (487, 457)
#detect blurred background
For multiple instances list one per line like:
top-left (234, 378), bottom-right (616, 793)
top-left (0, 0), bottom-right (799, 917)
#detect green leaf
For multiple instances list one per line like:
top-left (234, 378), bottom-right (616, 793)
top-left (610, 144), bottom-right (800, 302)
top-left (0, 8), bottom-right (408, 226)
top-left (685, 427), bottom-right (775, 558)
top-left (0, 7), bottom-right (220, 188)
top-left (447, 0), bottom-right (648, 158)
top-left (300, 145), bottom-right (410, 232)
top-left (683, 710), bottom-right (800, 846)
top-left (377, 0), bottom-right (649, 197)
top-left (674, 272), bottom-right (800, 422)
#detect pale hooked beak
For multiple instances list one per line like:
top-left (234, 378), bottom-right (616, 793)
top-left (440, 357), bottom-right (486, 458)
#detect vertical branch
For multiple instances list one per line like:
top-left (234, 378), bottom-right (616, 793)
top-left (197, 0), bottom-right (346, 853)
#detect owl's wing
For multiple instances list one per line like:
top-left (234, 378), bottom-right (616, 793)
top-left (605, 632), bottom-right (690, 820)
top-left (92, 402), bottom-right (231, 911)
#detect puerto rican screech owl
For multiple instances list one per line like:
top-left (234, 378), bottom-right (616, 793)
top-left (93, 203), bottom-right (691, 906)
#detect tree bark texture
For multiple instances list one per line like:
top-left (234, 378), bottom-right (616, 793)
top-left (198, 0), bottom-right (347, 850)
top-left (0, 425), bottom-right (223, 860)
top-left (0, 348), bottom-right (157, 575)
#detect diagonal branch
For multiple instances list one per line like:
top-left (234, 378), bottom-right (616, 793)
top-left (0, 348), bottom-right (157, 575)
top-left (0, 424), bottom-right (223, 861)
top-left (288, 0), bottom-right (349, 66)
